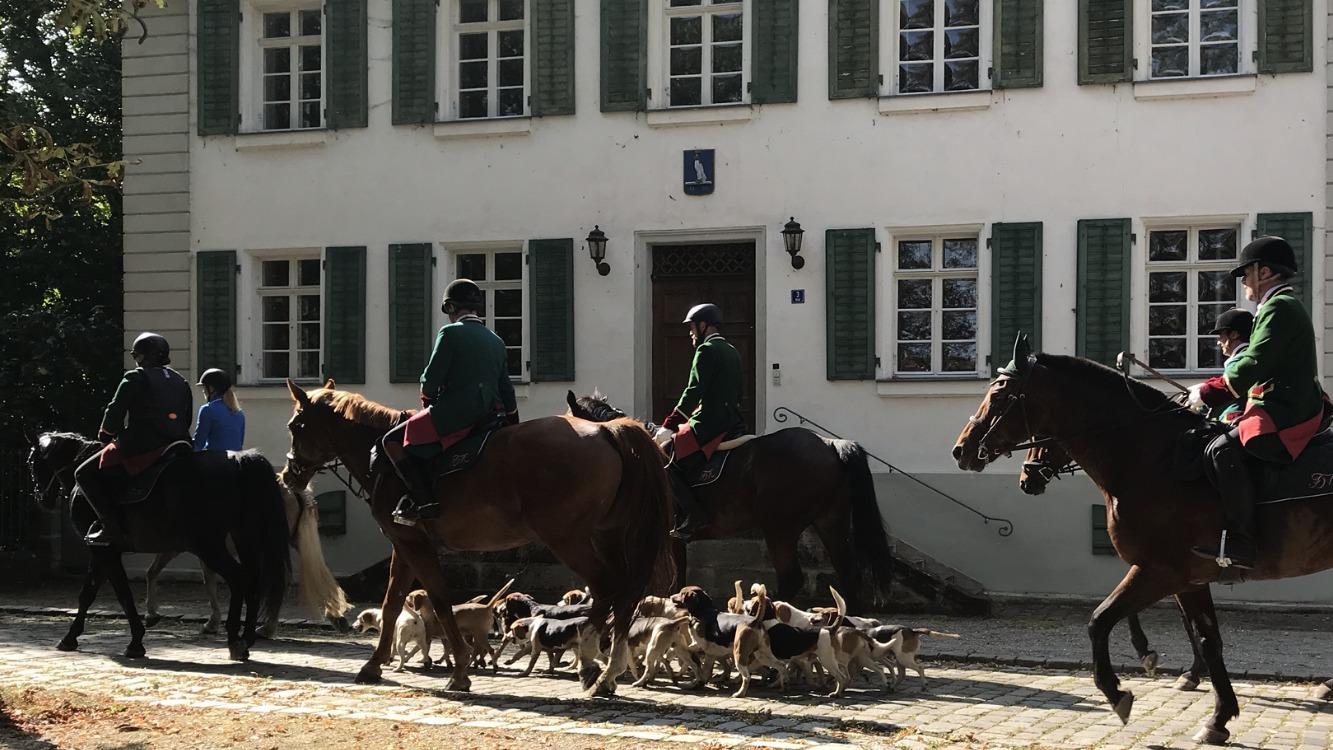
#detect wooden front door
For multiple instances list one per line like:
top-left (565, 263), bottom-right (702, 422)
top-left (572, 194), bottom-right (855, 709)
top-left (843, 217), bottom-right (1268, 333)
top-left (651, 243), bottom-right (756, 428)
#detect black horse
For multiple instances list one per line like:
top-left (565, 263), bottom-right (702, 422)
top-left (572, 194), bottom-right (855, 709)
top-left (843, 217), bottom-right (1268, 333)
top-left (27, 432), bottom-right (291, 661)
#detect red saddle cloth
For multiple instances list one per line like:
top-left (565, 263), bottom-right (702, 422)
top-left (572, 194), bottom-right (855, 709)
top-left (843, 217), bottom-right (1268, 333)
top-left (403, 409), bottom-right (487, 452)
top-left (98, 442), bottom-right (169, 477)
top-left (671, 424), bottom-right (725, 462)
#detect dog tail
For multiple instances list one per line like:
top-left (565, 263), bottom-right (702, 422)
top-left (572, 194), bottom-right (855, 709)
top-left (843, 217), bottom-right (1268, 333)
top-left (486, 578), bottom-right (516, 609)
top-left (734, 580), bottom-right (745, 612)
top-left (829, 585), bottom-right (848, 624)
top-left (748, 587), bottom-right (767, 629)
top-left (916, 629), bottom-right (961, 639)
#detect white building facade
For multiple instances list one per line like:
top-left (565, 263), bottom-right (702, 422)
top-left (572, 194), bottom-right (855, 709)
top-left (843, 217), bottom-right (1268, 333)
top-left (122, 0), bottom-right (1333, 602)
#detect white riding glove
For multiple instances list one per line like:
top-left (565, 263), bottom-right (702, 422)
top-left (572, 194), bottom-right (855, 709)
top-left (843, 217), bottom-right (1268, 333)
top-left (1186, 384), bottom-right (1207, 413)
top-left (652, 426), bottom-right (674, 448)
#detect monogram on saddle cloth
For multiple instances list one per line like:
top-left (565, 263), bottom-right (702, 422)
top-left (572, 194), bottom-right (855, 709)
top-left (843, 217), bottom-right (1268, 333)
top-left (402, 408), bottom-right (506, 477)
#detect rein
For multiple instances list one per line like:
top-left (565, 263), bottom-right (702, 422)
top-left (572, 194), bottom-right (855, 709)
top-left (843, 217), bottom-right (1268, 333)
top-left (285, 453), bottom-right (370, 501)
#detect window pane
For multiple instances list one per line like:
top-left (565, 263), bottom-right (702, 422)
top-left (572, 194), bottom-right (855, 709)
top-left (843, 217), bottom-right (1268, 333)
top-left (1148, 272), bottom-right (1187, 303)
top-left (942, 278), bottom-right (977, 308)
top-left (457, 254), bottom-right (487, 281)
top-left (1198, 228), bottom-right (1237, 260)
top-left (299, 259), bottom-right (321, 286)
top-left (713, 44), bottom-right (742, 73)
top-left (1149, 304), bottom-right (1186, 336)
top-left (897, 279), bottom-right (932, 309)
top-left (262, 323), bottom-right (290, 350)
top-left (299, 9), bottom-right (321, 36)
top-left (942, 239), bottom-right (977, 269)
top-left (942, 342), bottom-right (976, 372)
top-left (670, 0), bottom-right (703, 5)
top-left (899, 64), bottom-right (933, 93)
top-left (460, 90), bottom-right (488, 118)
top-left (499, 0), bottom-right (524, 21)
top-left (1201, 0), bottom-right (1237, 7)
top-left (264, 47), bottom-right (291, 74)
top-left (945, 0), bottom-right (978, 26)
top-left (263, 352), bottom-right (290, 379)
top-left (944, 61), bottom-right (979, 90)
top-left (712, 13), bottom-right (742, 43)
top-left (897, 240), bottom-right (932, 269)
top-left (460, 60), bottom-right (487, 89)
top-left (298, 322), bottom-right (320, 350)
top-left (899, 30), bottom-right (933, 61)
top-left (495, 318), bottom-right (523, 347)
top-left (460, 0), bottom-right (487, 23)
top-left (1148, 338), bottom-right (1186, 369)
top-left (1151, 13), bottom-right (1188, 44)
top-left (1149, 230), bottom-right (1187, 262)
top-left (1152, 47), bottom-right (1188, 77)
top-left (900, 0), bottom-right (934, 30)
top-left (264, 103), bottom-right (291, 129)
top-left (460, 33), bottom-right (488, 60)
top-left (298, 295), bottom-right (321, 322)
top-left (498, 89), bottom-right (524, 117)
top-left (499, 30), bottom-right (524, 57)
top-left (298, 352), bottom-right (320, 379)
top-left (300, 45), bottom-right (321, 72)
top-left (506, 349), bottom-right (522, 377)
top-left (898, 311), bottom-right (931, 341)
top-left (1153, 0), bottom-right (1187, 9)
top-left (670, 77), bottom-right (702, 106)
top-left (942, 310), bottom-right (976, 340)
top-left (498, 58), bottom-right (524, 87)
top-left (300, 101), bottom-right (320, 128)
top-left (712, 74), bottom-right (742, 104)
top-left (495, 289), bottom-right (523, 317)
top-left (495, 252), bottom-right (522, 280)
top-left (944, 28), bottom-right (978, 59)
top-left (1198, 338), bottom-right (1225, 370)
top-left (671, 46), bottom-right (702, 75)
top-left (1200, 44), bottom-right (1238, 75)
top-left (1198, 303), bottom-right (1231, 335)
top-left (300, 72), bottom-right (321, 100)
top-left (1200, 10), bottom-right (1238, 42)
top-left (262, 261), bottom-right (290, 288)
top-left (264, 12), bottom-right (290, 38)
top-left (671, 16), bottom-right (702, 46)
top-left (898, 343), bottom-right (932, 372)
top-left (1198, 270), bottom-right (1234, 303)
top-left (265, 74), bottom-right (292, 102)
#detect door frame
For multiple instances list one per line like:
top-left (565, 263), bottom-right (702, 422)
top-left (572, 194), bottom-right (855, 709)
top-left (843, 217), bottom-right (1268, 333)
top-left (634, 225), bottom-right (767, 434)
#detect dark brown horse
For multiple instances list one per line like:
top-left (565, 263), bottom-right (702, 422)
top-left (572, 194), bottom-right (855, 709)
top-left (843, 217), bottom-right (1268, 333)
top-left (954, 336), bottom-right (1333, 744)
top-left (284, 380), bottom-right (673, 696)
top-left (565, 391), bottom-right (898, 613)
top-left (1020, 442), bottom-right (1210, 691)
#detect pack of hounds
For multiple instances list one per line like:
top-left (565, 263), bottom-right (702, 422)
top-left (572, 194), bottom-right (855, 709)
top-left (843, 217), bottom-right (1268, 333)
top-left (354, 579), bottom-right (959, 698)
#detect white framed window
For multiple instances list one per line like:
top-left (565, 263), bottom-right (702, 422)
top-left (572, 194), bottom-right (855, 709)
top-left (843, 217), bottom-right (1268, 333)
top-left (890, 234), bottom-right (980, 375)
top-left (440, 0), bottom-right (529, 120)
top-left (885, 0), bottom-right (991, 95)
top-left (650, 0), bottom-right (749, 108)
top-left (258, 256), bottom-right (322, 380)
top-left (1148, 0), bottom-right (1241, 78)
top-left (450, 248), bottom-right (526, 378)
top-left (254, 5), bottom-right (324, 130)
top-left (1145, 225), bottom-right (1242, 372)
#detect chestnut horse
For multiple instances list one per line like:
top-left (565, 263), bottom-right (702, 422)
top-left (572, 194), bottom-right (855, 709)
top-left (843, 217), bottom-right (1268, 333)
top-left (1020, 442), bottom-right (1210, 691)
top-left (953, 336), bottom-right (1333, 745)
top-left (284, 380), bottom-right (673, 696)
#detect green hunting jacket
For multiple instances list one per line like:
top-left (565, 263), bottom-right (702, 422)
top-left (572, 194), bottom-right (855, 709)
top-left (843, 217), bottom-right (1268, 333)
top-left (420, 317), bottom-right (516, 437)
top-left (673, 333), bottom-right (745, 444)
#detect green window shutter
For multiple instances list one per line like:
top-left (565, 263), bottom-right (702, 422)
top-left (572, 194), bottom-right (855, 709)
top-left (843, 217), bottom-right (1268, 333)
top-left (316, 490), bottom-right (347, 536)
top-left (529, 239), bottom-right (576, 381)
top-left (826, 228), bottom-right (876, 380)
top-left (197, 0), bottom-right (240, 135)
top-left (392, 0), bottom-right (437, 125)
top-left (532, 0), bottom-right (576, 116)
top-left (1257, 212), bottom-right (1314, 310)
top-left (828, 0), bottom-right (879, 99)
top-left (601, 0), bottom-right (648, 112)
top-left (752, 0), bottom-right (799, 104)
top-left (990, 222), bottom-right (1043, 373)
top-left (324, 246), bottom-right (367, 384)
top-left (1078, 0), bottom-right (1132, 85)
top-left (327, 0), bottom-right (369, 129)
top-left (389, 244), bottom-right (433, 384)
top-left (196, 251), bottom-right (238, 380)
top-left (1091, 504), bottom-right (1115, 556)
top-left (1258, 0), bottom-right (1313, 73)
top-left (994, 0), bottom-right (1043, 89)
top-left (1076, 218), bottom-right (1131, 366)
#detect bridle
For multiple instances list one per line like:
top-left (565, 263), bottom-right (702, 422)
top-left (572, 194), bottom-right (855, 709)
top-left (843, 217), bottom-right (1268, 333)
top-left (285, 451), bottom-right (369, 501)
top-left (1021, 449), bottom-right (1081, 486)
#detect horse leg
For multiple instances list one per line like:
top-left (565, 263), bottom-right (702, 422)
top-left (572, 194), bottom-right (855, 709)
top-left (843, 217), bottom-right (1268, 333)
top-left (1089, 565), bottom-right (1178, 725)
top-left (102, 553), bottom-right (147, 659)
top-left (588, 589), bottom-right (636, 698)
top-left (392, 538), bottom-right (472, 692)
top-left (812, 510), bottom-right (865, 613)
top-left (143, 551), bottom-right (177, 629)
top-left (1126, 612), bottom-right (1158, 676)
top-left (57, 558), bottom-right (107, 652)
top-left (1172, 589), bottom-right (1208, 691)
top-left (671, 538), bottom-right (688, 591)
top-left (356, 547), bottom-right (418, 685)
top-left (201, 561), bottom-right (222, 635)
top-left (763, 531), bottom-right (804, 603)
top-left (196, 542), bottom-right (249, 661)
top-left (1176, 587), bottom-right (1240, 745)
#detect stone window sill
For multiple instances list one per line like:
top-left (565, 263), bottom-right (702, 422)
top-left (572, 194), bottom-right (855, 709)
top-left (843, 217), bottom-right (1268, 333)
top-left (876, 377), bottom-right (990, 398)
top-left (233, 129), bottom-right (329, 151)
top-left (646, 104), bottom-right (753, 128)
top-left (1133, 74), bottom-right (1257, 101)
top-left (432, 117), bottom-right (531, 139)
top-left (878, 90), bottom-right (992, 116)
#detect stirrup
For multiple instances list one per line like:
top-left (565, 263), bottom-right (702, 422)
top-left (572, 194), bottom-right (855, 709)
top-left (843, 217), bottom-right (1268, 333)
top-left (83, 523), bottom-right (114, 547)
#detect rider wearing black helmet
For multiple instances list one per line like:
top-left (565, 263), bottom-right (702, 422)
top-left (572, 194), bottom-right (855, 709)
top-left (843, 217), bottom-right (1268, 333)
top-left (193, 367), bottom-right (246, 451)
top-left (381, 279), bottom-right (518, 524)
top-left (76, 332), bottom-right (193, 546)
top-left (660, 303), bottom-right (746, 540)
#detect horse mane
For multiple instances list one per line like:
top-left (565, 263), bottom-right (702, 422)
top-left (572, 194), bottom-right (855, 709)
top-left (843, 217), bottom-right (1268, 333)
top-left (1035, 354), bottom-right (1181, 412)
top-left (38, 430), bottom-right (97, 449)
top-left (319, 390), bottom-right (405, 431)
top-left (573, 390), bottom-right (629, 423)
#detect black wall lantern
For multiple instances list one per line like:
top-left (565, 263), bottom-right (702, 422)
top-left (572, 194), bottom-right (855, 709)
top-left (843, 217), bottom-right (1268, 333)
top-left (782, 217), bottom-right (805, 269)
top-left (586, 225), bottom-right (610, 276)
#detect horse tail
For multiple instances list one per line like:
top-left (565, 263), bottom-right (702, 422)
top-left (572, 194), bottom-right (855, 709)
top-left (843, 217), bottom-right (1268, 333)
top-left (832, 439), bottom-right (895, 609)
top-left (281, 474), bottom-right (350, 621)
top-left (598, 419), bottom-right (675, 600)
top-left (237, 452), bottom-right (292, 625)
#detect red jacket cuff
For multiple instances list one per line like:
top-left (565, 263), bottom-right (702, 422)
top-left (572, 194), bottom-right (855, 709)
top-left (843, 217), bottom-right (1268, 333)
top-left (661, 410), bottom-right (686, 430)
top-left (1198, 377), bottom-right (1233, 407)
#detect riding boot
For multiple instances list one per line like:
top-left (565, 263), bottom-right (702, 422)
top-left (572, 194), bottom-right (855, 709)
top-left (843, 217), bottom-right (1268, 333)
top-left (391, 455), bottom-right (440, 526)
top-left (79, 477), bottom-right (126, 547)
top-left (668, 464), bottom-right (709, 542)
top-left (1193, 433), bottom-right (1258, 570)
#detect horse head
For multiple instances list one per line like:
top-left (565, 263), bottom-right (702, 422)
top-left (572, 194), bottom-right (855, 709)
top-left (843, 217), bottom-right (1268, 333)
top-left (1019, 442), bottom-right (1075, 496)
top-left (284, 378), bottom-right (344, 475)
top-left (566, 390), bottom-right (628, 423)
top-left (952, 333), bottom-right (1041, 472)
top-left (27, 431), bottom-right (93, 512)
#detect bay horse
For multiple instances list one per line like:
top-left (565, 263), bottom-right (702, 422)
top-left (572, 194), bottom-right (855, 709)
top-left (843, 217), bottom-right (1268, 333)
top-left (953, 336), bottom-right (1333, 744)
top-left (283, 380), bottom-right (673, 696)
top-left (565, 391), bottom-right (899, 614)
top-left (1020, 442), bottom-right (1210, 691)
top-left (27, 432), bottom-right (291, 662)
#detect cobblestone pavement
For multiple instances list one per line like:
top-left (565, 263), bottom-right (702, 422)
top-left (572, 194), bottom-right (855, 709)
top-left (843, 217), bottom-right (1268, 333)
top-left (1, 611), bottom-right (1331, 750)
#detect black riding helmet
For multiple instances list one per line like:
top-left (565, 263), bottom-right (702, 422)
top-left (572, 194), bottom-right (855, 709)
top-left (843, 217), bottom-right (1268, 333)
top-left (197, 367), bottom-right (233, 393)
top-left (442, 278), bottom-right (484, 314)
top-left (1231, 235), bottom-right (1297, 278)
top-left (131, 332), bottom-right (171, 366)
top-left (682, 303), bottom-right (722, 327)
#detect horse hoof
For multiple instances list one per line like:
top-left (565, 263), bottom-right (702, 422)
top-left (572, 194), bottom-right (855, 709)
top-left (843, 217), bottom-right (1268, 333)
top-left (123, 644), bottom-right (146, 659)
top-left (1314, 683), bottom-right (1333, 702)
top-left (354, 665), bottom-right (382, 684)
top-left (446, 677), bottom-right (471, 693)
top-left (227, 640), bottom-right (249, 662)
top-left (201, 622), bottom-right (219, 636)
top-left (255, 626), bottom-right (276, 641)
top-left (55, 637), bottom-right (78, 652)
top-left (1173, 675), bottom-right (1200, 692)
top-left (1192, 726), bottom-right (1230, 745)
top-left (1141, 651), bottom-right (1159, 676)
top-left (144, 614), bottom-right (162, 629)
top-left (1112, 691), bottom-right (1134, 724)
